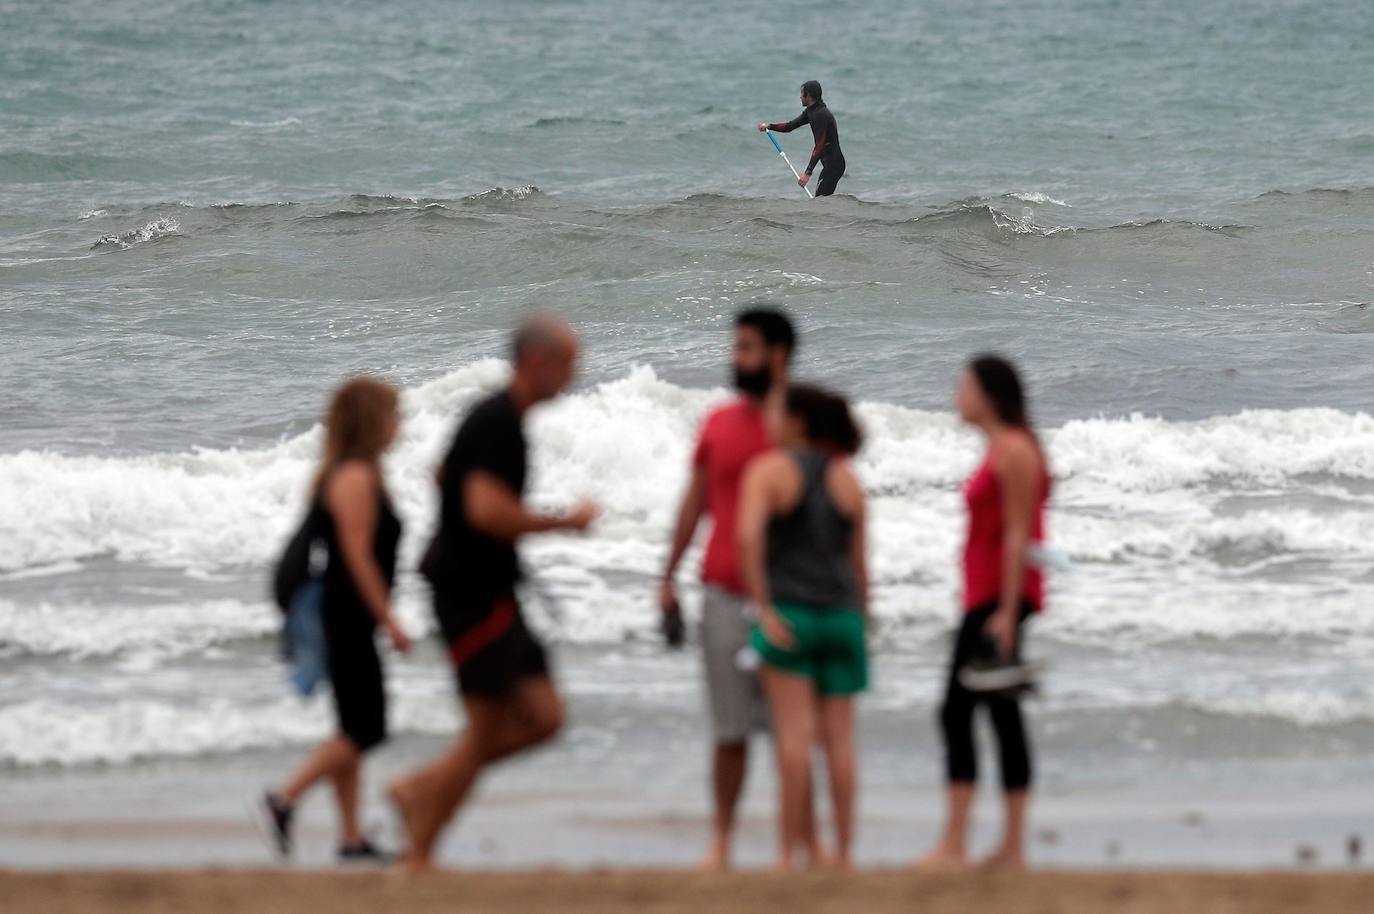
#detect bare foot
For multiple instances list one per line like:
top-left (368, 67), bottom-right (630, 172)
top-left (386, 778), bottom-right (424, 859)
top-left (768, 856), bottom-right (796, 873)
top-left (388, 857), bottom-right (437, 878)
top-left (977, 848), bottom-right (1026, 872)
top-left (696, 842), bottom-right (730, 872)
top-left (912, 846), bottom-right (969, 870)
top-left (806, 843), bottom-right (835, 869)
top-left (829, 854), bottom-right (856, 874)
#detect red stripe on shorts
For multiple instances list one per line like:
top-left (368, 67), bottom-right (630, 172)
top-left (447, 598), bottom-right (516, 667)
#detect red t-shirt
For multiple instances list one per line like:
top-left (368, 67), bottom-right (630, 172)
top-left (692, 399), bottom-right (772, 594)
top-left (962, 439), bottom-right (1051, 611)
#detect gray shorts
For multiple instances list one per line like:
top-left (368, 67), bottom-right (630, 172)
top-left (700, 586), bottom-right (770, 744)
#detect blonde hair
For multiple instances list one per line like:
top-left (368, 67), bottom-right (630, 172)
top-left (313, 377), bottom-right (399, 495)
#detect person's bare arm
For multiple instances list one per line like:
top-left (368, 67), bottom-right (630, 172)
top-left (843, 470), bottom-right (869, 613)
top-left (736, 460), bottom-right (773, 613)
top-left (463, 470), bottom-right (596, 541)
top-left (658, 466), bottom-right (707, 612)
top-left (737, 454), bottom-right (795, 649)
top-left (985, 435), bottom-right (1039, 657)
top-left (851, 512), bottom-right (868, 613)
top-left (828, 460), bottom-right (869, 612)
top-left (326, 462), bottom-right (409, 653)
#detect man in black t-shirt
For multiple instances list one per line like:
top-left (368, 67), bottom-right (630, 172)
top-left (388, 316), bottom-right (597, 871)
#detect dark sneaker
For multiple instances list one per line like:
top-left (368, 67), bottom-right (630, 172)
top-left (256, 792), bottom-right (294, 859)
top-left (339, 838), bottom-right (394, 865)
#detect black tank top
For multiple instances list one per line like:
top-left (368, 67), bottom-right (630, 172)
top-left (319, 477), bottom-right (402, 631)
top-left (765, 449), bottom-right (859, 610)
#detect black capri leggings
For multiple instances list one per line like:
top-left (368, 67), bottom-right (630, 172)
top-left (324, 613), bottom-right (387, 753)
top-left (938, 600), bottom-right (1034, 791)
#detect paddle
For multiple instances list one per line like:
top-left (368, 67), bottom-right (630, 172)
top-left (764, 130), bottom-right (814, 199)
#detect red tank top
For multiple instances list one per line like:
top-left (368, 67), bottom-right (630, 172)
top-left (692, 399), bottom-right (772, 593)
top-left (962, 435), bottom-right (1051, 612)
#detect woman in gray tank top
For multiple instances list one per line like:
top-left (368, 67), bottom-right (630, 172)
top-left (737, 384), bottom-right (868, 871)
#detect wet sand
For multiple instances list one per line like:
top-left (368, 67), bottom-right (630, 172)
top-left (4, 869), bottom-right (1372, 914)
top-left (2, 756), bottom-right (1369, 871)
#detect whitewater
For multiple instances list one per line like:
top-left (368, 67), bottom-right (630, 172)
top-left (2, 361), bottom-right (1373, 769)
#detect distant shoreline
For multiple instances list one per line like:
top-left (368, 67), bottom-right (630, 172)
top-left (4, 869), bottom-right (1372, 914)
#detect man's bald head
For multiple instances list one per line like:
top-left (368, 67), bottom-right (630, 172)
top-left (510, 315), bottom-right (579, 406)
top-left (512, 315), bottom-right (577, 364)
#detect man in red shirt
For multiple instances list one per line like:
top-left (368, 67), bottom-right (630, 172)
top-left (659, 308), bottom-right (801, 869)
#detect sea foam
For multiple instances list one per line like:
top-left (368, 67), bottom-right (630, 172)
top-left (2, 362), bottom-right (1373, 648)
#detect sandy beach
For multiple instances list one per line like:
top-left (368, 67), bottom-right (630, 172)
top-left (4, 868), bottom-right (1372, 914)
top-left (3, 747), bottom-right (1369, 872)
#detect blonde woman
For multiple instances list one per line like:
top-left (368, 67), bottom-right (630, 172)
top-left (261, 378), bottom-right (410, 863)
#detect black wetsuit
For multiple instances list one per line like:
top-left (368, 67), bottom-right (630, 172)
top-left (769, 101), bottom-right (845, 196)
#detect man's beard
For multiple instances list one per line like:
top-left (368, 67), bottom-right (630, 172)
top-left (733, 364), bottom-right (773, 396)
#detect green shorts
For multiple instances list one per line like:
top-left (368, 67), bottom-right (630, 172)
top-left (751, 601), bottom-right (868, 696)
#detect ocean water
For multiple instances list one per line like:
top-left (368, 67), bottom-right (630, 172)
top-left (3, 0), bottom-right (1374, 862)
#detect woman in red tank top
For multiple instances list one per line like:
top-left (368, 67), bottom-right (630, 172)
top-left (918, 355), bottom-right (1050, 872)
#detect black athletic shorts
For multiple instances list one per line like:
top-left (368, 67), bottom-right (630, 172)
top-left (436, 592), bottom-right (550, 698)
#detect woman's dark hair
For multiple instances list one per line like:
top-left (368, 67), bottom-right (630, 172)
top-left (786, 383), bottom-right (862, 455)
top-left (801, 80), bottom-right (823, 103)
top-left (968, 354), bottom-right (1031, 429)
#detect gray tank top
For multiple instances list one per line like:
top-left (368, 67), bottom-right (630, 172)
top-left (766, 449), bottom-right (860, 610)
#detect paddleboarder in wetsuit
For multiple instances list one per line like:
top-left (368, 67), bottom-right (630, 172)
top-left (757, 80), bottom-right (845, 197)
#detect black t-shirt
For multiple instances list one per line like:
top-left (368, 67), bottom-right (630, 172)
top-left (437, 390), bottom-right (526, 601)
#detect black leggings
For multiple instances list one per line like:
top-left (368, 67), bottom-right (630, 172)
top-left (938, 601), bottom-right (1033, 791)
top-left (813, 156), bottom-right (846, 196)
